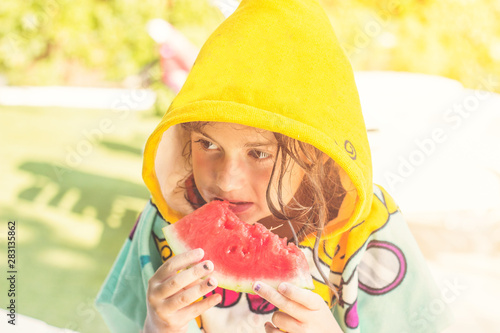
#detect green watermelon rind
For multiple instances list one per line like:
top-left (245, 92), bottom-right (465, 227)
top-left (163, 224), bottom-right (314, 294)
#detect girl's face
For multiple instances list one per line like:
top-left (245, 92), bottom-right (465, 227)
top-left (190, 122), bottom-right (304, 224)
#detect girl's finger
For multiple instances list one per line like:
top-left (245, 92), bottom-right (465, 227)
top-left (277, 282), bottom-right (323, 311)
top-left (272, 310), bottom-right (302, 333)
top-left (252, 281), bottom-right (309, 323)
top-left (182, 277), bottom-right (205, 291)
top-left (161, 276), bottom-right (218, 313)
top-left (154, 260), bottom-right (214, 300)
top-left (174, 289), bottom-right (222, 321)
top-left (152, 248), bottom-right (205, 284)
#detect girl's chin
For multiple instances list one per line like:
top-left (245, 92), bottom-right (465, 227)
top-left (234, 212), bottom-right (259, 224)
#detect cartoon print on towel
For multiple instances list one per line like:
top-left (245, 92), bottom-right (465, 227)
top-left (337, 239), bottom-right (407, 329)
top-left (298, 185), bottom-right (408, 330)
top-left (204, 287), bottom-right (278, 314)
top-left (358, 240), bottom-right (407, 296)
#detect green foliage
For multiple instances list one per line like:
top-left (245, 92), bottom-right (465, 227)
top-left (0, 0), bottom-right (498, 94)
top-left (323, 0), bottom-right (500, 92)
top-left (0, 0), bottom-right (222, 86)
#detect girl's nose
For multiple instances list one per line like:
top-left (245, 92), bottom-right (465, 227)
top-left (216, 157), bottom-right (246, 192)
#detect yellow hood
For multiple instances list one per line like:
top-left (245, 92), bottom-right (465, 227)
top-left (142, 0), bottom-right (373, 239)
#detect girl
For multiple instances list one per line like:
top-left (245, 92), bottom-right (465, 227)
top-left (96, 0), bottom-right (452, 332)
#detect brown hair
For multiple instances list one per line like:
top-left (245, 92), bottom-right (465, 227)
top-left (179, 121), bottom-right (345, 302)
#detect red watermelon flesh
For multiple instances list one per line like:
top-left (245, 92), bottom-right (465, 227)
top-left (162, 200), bottom-right (314, 294)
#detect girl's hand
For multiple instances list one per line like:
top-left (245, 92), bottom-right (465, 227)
top-left (252, 281), bottom-right (342, 333)
top-left (143, 248), bottom-right (222, 333)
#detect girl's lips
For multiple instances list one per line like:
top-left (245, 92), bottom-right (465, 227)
top-left (214, 198), bottom-right (253, 214)
top-left (227, 202), bottom-right (253, 214)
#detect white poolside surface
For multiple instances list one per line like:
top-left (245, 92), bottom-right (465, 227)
top-left (1, 71), bottom-right (499, 332)
top-left (358, 71), bottom-right (500, 333)
top-left (0, 86), bottom-right (156, 110)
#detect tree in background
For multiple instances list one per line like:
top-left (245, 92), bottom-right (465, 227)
top-left (0, 0), bottom-right (221, 86)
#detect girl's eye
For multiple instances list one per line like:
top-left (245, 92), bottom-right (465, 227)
top-left (195, 139), bottom-right (218, 150)
top-left (249, 150), bottom-right (271, 160)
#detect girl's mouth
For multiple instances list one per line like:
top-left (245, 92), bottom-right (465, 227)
top-left (214, 198), bottom-right (253, 214)
top-left (228, 202), bottom-right (253, 214)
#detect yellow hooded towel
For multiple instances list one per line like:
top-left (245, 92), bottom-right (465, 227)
top-left (96, 0), bottom-right (452, 332)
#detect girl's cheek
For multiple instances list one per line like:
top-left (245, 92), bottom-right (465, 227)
top-left (254, 169), bottom-right (273, 200)
top-left (192, 152), bottom-right (212, 185)
top-left (192, 149), bottom-right (210, 171)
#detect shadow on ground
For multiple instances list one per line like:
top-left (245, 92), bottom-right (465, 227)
top-left (17, 161), bottom-right (149, 236)
top-left (2, 160), bottom-right (151, 332)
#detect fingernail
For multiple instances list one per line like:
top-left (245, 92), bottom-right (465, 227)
top-left (278, 283), bottom-right (287, 293)
top-left (203, 261), bottom-right (212, 270)
top-left (253, 282), bottom-right (262, 292)
top-left (196, 248), bottom-right (204, 257)
top-left (265, 321), bottom-right (276, 328)
top-left (207, 277), bottom-right (217, 287)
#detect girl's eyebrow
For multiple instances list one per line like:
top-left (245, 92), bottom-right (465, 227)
top-left (195, 130), bottom-right (216, 142)
top-left (244, 142), bottom-right (275, 148)
top-left (195, 130), bottom-right (275, 149)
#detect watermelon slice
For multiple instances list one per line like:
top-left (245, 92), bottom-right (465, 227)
top-left (162, 200), bottom-right (314, 294)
